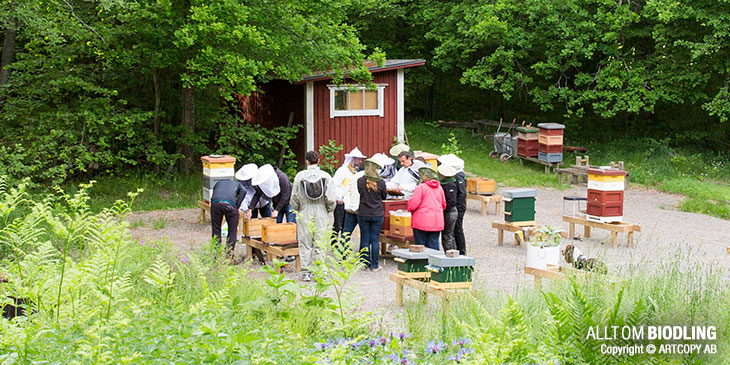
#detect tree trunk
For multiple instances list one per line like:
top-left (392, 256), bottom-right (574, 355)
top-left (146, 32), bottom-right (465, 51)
top-left (181, 85), bottom-right (195, 173)
top-left (153, 69), bottom-right (161, 136)
top-left (1, 19), bottom-right (18, 86)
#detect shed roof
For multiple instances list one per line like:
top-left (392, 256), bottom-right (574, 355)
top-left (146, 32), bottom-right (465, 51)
top-left (296, 59), bottom-right (426, 83)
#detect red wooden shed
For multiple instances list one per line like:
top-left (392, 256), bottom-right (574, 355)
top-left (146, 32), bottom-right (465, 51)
top-left (238, 59), bottom-right (426, 164)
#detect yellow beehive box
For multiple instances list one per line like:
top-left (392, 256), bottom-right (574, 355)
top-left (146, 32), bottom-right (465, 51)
top-left (243, 217), bottom-right (276, 237)
top-left (390, 212), bottom-right (411, 227)
top-left (202, 161), bottom-right (235, 169)
top-left (466, 178), bottom-right (476, 193)
top-left (587, 174), bottom-right (625, 183)
top-left (392, 225), bottom-right (413, 237)
top-left (414, 151), bottom-right (439, 170)
top-left (475, 178), bottom-right (496, 195)
top-left (262, 223), bottom-right (297, 244)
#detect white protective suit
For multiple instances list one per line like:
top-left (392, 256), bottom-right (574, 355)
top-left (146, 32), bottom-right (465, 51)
top-left (386, 160), bottom-right (426, 200)
top-left (333, 147), bottom-right (365, 202)
top-left (291, 165), bottom-right (336, 269)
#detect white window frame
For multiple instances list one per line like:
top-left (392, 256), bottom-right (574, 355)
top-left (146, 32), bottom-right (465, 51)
top-left (328, 84), bottom-right (387, 118)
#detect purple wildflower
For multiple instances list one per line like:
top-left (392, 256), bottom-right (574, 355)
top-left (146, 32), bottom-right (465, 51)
top-left (180, 256), bottom-right (189, 264)
top-left (350, 340), bottom-right (363, 350)
top-left (425, 340), bottom-right (445, 354)
top-left (449, 353), bottom-right (463, 363)
top-left (459, 347), bottom-right (473, 355)
top-left (453, 338), bottom-right (471, 348)
top-left (139, 240), bottom-right (145, 246)
top-left (397, 332), bottom-right (411, 341)
top-left (368, 339), bottom-right (377, 348)
top-left (379, 336), bottom-right (389, 347)
top-left (389, 353), bottom-right (408, 364)
top-left (314, 342), bottom-right (328, 351)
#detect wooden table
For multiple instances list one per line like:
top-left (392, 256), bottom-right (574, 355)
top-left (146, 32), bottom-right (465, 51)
top-left (466, 193), bottom-right (502, 215)
top-left (491, 221), bottom-right (538, 246)
top-left (389, 273), bottom-right (471, 307)
top-left (563, 215), bottom-right (640, 248)
top-left (517, 155), bottom-right (561, 174)
top-left (241, 237), bottom-right (301, 273)
top-left (525, 264), bottom-right (618, 288)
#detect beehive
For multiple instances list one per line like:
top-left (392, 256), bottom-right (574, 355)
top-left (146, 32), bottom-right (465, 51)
top-left (586, 168), bottom-right (627, 223)
top-left (243, 217), bottom-right (276, 238)
top-left (390, 210), bottom-right (413, 237)
top-left (467, 177), bottom-right (496, 195)
top-left (426, 254), bottom-right (476, 285)
top-left (516, 126), bottom-right (539, 140)
top-left (414, 151), bottom-right (440, 170)
top-left (392, 247), bottom-right (441, 278)
top-left (383, 199), bottom-right (408, 232)
top-left (517, 138), bottom-right (539, 157)
top-left (201, 155), bottom-right (236, 202)
top-left (537, 123), bottom-right (565, 164)
top-left (503, 188), bottom-right (537, 224)
top-left (261, 223), bottom-right (297, 244)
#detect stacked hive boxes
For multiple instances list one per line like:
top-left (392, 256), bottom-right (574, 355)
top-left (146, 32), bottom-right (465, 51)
top-left (201, 155), bottom-right (236, 203)
top-left (426, 254), bottom-right (476, 289)
top-left (382, 199), bottom-right (409, 232)
top-left (466, 177), bottom-right (496, 195)
top-left (503, 188), bottom-right (537, 226)
top-left (243, 217), bottom-right (276, 238)
top-left (389, 210), bottom-right (413, 237)
top-left (586, 168), bottom-right (627, 223)
top-left (392, 247), bottom-right (441, 279)
top-left (516, 126), bottom-right (539, 157)
top-left (537, 123), bottom-right (565, 163)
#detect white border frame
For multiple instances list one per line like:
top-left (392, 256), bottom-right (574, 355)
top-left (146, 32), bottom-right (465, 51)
top-left (396, 69), bottom-right (404, 141)
top-left (327, 84), bottom-right (387, 118)
top-left (306, 82), bottom-right (314, 151)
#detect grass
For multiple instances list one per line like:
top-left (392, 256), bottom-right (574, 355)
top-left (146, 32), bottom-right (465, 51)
top-left (406, 119), bottom-right (566, 189)
top-left (407, 118), bottom-right (730, 220)
top-left (61, 172), bottom-right (201, 213)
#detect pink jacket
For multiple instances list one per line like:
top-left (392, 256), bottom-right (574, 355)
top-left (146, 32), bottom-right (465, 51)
top-left (407, 180), bottom-right (446, 231)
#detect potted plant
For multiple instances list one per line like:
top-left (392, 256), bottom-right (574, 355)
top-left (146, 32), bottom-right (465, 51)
top-left (526, 225), bottom-right (562, 269)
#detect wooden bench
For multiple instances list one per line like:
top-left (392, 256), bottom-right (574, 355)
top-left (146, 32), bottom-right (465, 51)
top-left (491, 221), bottom-right (538, 246)
top-left (517, 155), bottom-right (562, 174)
top-left (241, 237), bottom-right (301, 273)
top-left (563, 215), bottom-right (640, 248)
top-left (466, 193), bottom-right (502, 215)
top-left (389, 273), bottom-right (471, 307)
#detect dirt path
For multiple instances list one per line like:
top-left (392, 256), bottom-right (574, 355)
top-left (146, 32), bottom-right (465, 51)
top-left (127, 185), bottom-right (730, 327)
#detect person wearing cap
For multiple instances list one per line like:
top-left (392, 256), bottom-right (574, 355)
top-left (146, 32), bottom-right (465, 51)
top-left (386, 150), bottom-right (420, 199)
top-left (246, 164), bottom-right (295, 224)
top-left (438, 164), bottom-right (458, 253)
top-left (438, 154), bottom-right (467, 255)
top-left (407, 165), bottom-right (446, 250)
top-left (291, 151), bottom-right (337, 281)
top-left (356, 157), bottom-right (388, 271)
top-left (209, 178), bottom-right (246, 255)
top-left (332, 147), bottom-right (366, 239)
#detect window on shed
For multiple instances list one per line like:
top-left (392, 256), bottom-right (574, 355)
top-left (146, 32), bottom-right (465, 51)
top-left (328, 84), bottom-right (386, 117)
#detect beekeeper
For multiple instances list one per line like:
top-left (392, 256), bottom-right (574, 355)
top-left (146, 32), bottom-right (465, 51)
top-left (386, 150), bottom-right (425, 200)
top-left (290, 150), bottom-right (336, 282)
top-left (342, 153), bottom-right (395, 244)
top-left (235, 164), bottom-right (271, 218)
top-left (247, 164), bottom-right (294, 223)
top-left (332, 147), bottom-right (366, 239)
top-left (437, 154), bottom-right (467, 255)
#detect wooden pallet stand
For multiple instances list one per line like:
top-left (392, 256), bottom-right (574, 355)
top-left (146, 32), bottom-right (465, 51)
top-left (379, 233), bottom-right (411, 256)
top-left (517, 155), bottom-right (561, 174)
top-left (491, 221), bottom-right (538, 246)
top-left (242, 237), bottom-right (300, 273)
top-left (466, 193), bottom-right (502, 215)
top-left (389, 273), bottom-right (471, 307)
top-left (397, 270), bottom-right (430, 279)
top-left (563, 215), bottom-right (640, 248)
top-left (525, 264), bottom-right (619, 288)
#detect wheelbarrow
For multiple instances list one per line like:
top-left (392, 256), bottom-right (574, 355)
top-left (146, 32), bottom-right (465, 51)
top-left (488, 118), bottom-right (518, 162)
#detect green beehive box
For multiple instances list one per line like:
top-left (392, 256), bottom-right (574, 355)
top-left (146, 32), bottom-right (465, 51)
top-left (504, 197), bottom-right (535, 211)
top-left (429, 266), bottom-right (474, 283)
top-left (397, 259), bottom-right (429, 273)
top-left (505, 209), bottom-right (535, 222)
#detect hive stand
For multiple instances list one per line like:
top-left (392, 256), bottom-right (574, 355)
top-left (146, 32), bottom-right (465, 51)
top-left (525, 264), bottom-right (619, 288)
top-left (563, 215), bottom-right (640, 248)
top-left (379, 232), bottom-right (412, 256)
top-left (491, 221), bottom-right (538, 246)
top-left (517, 155), bottom-right (562, 174)
top-left (389, 273), bottom-right (471, 307)
top-left (241, 237), bottom-right (300, 273)
top-left (466, 193), bottom-right (502, 215)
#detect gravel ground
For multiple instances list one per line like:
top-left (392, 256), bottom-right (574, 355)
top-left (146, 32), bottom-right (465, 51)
top-left (127, 185), bottom-right (730, 330)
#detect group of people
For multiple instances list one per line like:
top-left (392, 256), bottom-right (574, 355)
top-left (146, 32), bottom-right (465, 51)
top-left (209, 144), bottom-right (467, 281)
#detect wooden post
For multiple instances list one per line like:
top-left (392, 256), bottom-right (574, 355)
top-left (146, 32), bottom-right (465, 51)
top-left (627, 232), bottom-right (634, 248)
top-left (569, 222), bottom-right (575, 240)
top-left (498, 229), bottom-right (504, 246)
top-left (480, 200), bottom-right (487, 216)
top-left (395, 281), bottom-right (403, 306)
top-left (495, 200), bottom-right (501, 215)
top-left (610, 232), bottom-right (618, 248)
top-left (584, 225), bottom-right (591, 238)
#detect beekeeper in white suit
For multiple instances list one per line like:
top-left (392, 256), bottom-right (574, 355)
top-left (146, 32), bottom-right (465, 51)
top-left (386, 149), bottom-right (425, 200)
top-left (235, 164), bottom-right (271, 218)
top-left (332, 147), bottom-right (366, 238)
top-left (291, 150), bottom-right (336, 282)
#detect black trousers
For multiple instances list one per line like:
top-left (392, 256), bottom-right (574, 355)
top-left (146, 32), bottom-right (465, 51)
top-left (211, 202), bottom-right (239, 252)
top-left (454, 208), bottom-right (466, 255)
top-left (332, 203), bottom-right (345, 236)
